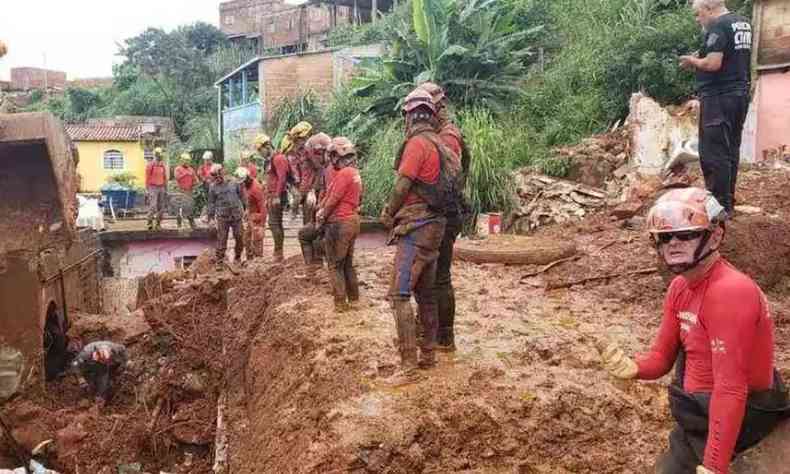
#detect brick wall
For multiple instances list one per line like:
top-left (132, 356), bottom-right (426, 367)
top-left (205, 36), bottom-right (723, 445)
top-left (259, 50), bottom-right (335, 121)
top-left (10, 67), bottom-right (67, 91)
top-left (220, 0), bottom-right (351, 51)
top-left (757, 0), bottom-right (790, 66)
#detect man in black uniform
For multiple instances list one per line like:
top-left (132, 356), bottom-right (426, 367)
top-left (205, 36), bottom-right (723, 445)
top-left (680, 0), bottom-right (752, 217)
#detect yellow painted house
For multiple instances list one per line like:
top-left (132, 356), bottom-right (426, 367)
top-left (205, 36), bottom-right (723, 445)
top-left (65, 117), bottom-right (174, 192)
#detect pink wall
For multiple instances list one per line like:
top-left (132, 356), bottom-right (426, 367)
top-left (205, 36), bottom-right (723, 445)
top-left (756, 70), bottom-right (790, 159)
top-left (119, 239), bottom-right (213, 278)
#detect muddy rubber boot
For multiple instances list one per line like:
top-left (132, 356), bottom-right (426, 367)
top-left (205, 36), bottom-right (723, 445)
top-left (436, 286), bottom-right (456, 352)
top-left (147, 218), bottom-right (154, 231)
top-left (300, 241), bottom-right (314, 266)
top-left (188, 218), bottom-right (196, 230)
top-left (394, 300), bottom-right (419, 369)
top-left (436, 328), bottom-right (456, 352)
top-left (176, 216), bottom-right (183, 229)
top-left (154, 219), bottom-right (162, 231)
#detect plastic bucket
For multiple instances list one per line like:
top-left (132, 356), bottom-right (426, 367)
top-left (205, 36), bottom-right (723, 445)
top-left (488, 213), bottom-right (502, 234)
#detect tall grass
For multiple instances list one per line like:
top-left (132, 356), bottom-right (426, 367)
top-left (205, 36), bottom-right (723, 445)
top-left (359, 120), bottom-right (403, 216)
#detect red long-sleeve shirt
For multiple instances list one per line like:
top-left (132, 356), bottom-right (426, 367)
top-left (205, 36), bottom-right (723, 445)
top-left (145, 162), bottom-right (167, 187)
top-left (636, 258), bottom-right (774, 473)
top-left (244, 179), bottom-right (267, 225)
top-left (266, 153), bottom-right (290, 198)
top-left (321, 167), bottom-right (361, 222)
top-left (174, 165), bottom-right (197, 192)
top-left (198, 163), bottom-right (213, 181)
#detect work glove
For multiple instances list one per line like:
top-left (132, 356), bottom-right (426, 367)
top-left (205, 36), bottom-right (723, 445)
top-left (379, 207), bottom-right (394, 229)
top-left (305, 190), bottom-right (317, 209)
top-left (696, 467), bottom-right (714, 474)
top-left (596, 339), bottom-right (638, 380)
top-left (316, 208), bottom-right (326, 226)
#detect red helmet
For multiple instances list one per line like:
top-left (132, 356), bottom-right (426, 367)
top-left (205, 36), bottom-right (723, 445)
top-left (419, 81), bottom-right (446, 105)
top-left (646, 187), bottom-right (725, 234)
top-left (328, 136), bottom-right (356, 158)
top-left (306, 133), bottom-right (332, 153)
top-left (402, 88), bottom-right (437, 115)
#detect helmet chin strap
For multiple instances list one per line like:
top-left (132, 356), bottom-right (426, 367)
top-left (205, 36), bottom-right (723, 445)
top-left (660, 229), bottom-right (719, 274)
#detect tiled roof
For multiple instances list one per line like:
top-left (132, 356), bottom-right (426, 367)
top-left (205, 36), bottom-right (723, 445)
top-left (65, 124), bottom-right (141, 142)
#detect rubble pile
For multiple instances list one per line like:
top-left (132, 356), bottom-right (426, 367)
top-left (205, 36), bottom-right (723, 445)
top-left (504, 173), bottom-right (607, 234)
top-left (559, 127), bottom-right (631, 190)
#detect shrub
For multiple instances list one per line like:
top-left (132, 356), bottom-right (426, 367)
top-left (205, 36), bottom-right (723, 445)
top-left (106, 172), bottom-right (139, 189)
top-left (358, 120), bottom-right (402, 216)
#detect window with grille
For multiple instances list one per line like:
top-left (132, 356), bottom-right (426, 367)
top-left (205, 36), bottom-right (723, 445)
top-left (103, 150), bottom-right (124, 170)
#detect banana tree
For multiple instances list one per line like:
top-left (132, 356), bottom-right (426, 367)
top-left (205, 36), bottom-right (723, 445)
top-left (351, 0), bottom-right (543, 115)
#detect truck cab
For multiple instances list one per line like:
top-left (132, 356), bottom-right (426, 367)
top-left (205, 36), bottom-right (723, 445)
top-left (0, 113), bottom-right (102, 399)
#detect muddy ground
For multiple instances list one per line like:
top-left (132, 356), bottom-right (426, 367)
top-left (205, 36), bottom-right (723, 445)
top-left (2, 167), bottom-right (790, 473)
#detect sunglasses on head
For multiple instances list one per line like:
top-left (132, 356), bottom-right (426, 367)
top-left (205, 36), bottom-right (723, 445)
top-left (653, 230), bottom-right (705, 245)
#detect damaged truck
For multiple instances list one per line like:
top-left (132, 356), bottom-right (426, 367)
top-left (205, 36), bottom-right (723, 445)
top-left (0, 113), bottom-right (103, 400)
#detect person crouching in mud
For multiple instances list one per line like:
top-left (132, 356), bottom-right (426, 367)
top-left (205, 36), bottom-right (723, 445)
top-left (71, 341), bottom-right (128, 406)
top-left (598, 187), bottom-right (790, 474)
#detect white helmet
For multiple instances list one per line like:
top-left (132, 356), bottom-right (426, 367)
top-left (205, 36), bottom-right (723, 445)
top-left (203, 151), bottom-right (214, 161)
top-left (235, 167), bottom-right (250, 180)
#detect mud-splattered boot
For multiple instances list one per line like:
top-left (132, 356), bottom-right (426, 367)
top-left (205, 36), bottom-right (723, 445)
top-left (300, 241), bottom-right (314, 266)
top-left (385, 299), bottom-right (421, 386)
top-left (147, 218), bottom-right (154, 231)
top-left (188, 218), bottom-right (196, 230)
top-left (436, 285), bottom-right (456, 352)
top-left (176, 216), bottom-right (183, 229)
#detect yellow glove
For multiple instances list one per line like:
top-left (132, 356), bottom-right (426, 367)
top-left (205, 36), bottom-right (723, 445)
top-left (696, 467), bottom-right (714, 474)
top-left (597, 340), bottom-right (638, 380)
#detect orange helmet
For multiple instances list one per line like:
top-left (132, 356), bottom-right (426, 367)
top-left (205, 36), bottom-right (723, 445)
top-left (646, 187), bottom-right (725, 234)
top-left (306, 133), bottom-right (332, 153)
top-left (419, 81), bottom-right (446, 105)
top-left (402, 88), bottom-right (436, 115)
top-left (328, 136), bottom-right (356, 157)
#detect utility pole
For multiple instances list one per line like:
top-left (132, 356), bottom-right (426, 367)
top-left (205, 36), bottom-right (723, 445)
top-left (43, 52), bottom-right (48, 101)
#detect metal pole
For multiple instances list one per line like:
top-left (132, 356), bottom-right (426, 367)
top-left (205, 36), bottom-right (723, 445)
top-left (353, 0), bottom-right (358, 25)
top-left (372, 0), bottom-right (378, 23)
top-left (218, 86), bottom-right (224, 157)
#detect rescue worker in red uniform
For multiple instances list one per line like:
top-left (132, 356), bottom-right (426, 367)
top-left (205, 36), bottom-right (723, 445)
top-left (281, 121), bottom-right (313, 220)
top-left (241, 151), bottom-right (258, 180)
top-left (145, 147), bottom-right (168, 230)
top-left (173, 153), bottom-right (197, 229)
top-left (316, 137), bottom-right (362, 312)
top-left (420, 81), bottom-right (471, 351)
top-left (198, 151), bottom-right (214, 192)
top-left (267, 140), bottom-right (292, 262)
top-left (237, 167), bottom-right (267, 259)
top-left (598, 187), bottom-right (790, 474)
top-left (380, 88), bottom-right (451, 374)
top-left (298, 133), bottom-right (333, 267)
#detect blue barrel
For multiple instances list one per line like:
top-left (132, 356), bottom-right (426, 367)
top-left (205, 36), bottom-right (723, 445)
top-left (101, 189), bottom-right (138, 211)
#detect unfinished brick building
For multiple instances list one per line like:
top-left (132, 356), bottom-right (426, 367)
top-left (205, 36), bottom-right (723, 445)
top-left (219, 0), bottom-right (391, 54)
top-left (10, 67), bottom-right (67, 91)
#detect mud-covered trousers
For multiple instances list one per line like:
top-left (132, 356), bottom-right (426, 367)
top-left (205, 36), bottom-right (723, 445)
top-left (655, 355), bottom-right (790, 473)
top-left (323, 216), bottom-right (361, 305)
top-left (436, 214), bottom-right (462, 345)
top-left (147, 185), bottom-right (167, 225)
top-left (216, 217), bottom-right (243, 262)
top-left (388, 219), bottom-right (446, 357)
top-left (244, 221), bottom-right (265, 259)
top-left (80, 360), bottom-right (124, 401)
top-left (699, 93), bottom-right (749, 214)
top-left (268, 193), bottom-right (286, 257)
